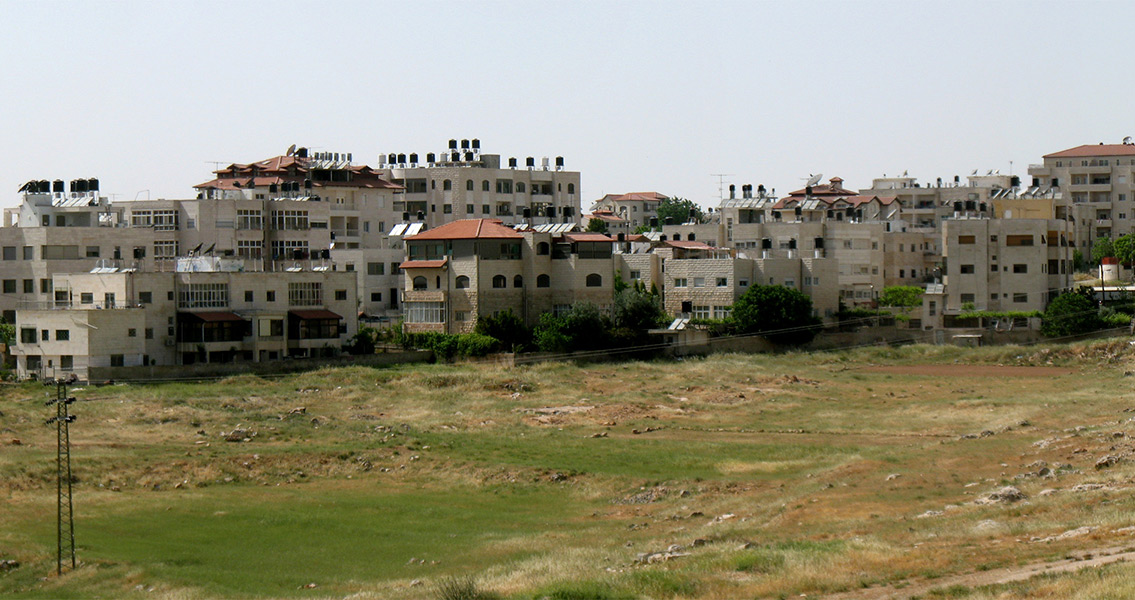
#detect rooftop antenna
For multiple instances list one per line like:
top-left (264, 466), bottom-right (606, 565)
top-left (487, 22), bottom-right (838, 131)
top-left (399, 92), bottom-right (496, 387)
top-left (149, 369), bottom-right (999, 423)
top-left (711, 173), bottom-right (734, 202)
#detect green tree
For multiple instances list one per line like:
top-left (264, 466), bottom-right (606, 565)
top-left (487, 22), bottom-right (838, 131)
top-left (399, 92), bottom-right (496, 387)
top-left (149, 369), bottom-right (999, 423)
top-left (0, 318), bottom-right (12, 346)
top-left (1073, 249), bottom-right (1086, 272)
top-left (473, 309), bottom-right (530, 351)
top-left (730, 285), bottom-right (822, 345)
top-left (878, 286), bottom-right (924, 308)
top-left (1092, 236), bottom-right (1114, 264)
top-left (611, 283), bottom-right (667, 332)
top-left (655, 196), bottom-right (704, 226)
top-left (586, 217), bottom-right (609, 234)
top-left (1113, 233), bottom-right (1135, 265)
top-left (1041, 288), bottom-right (1101, 337)
top-left (533, 303), bottom-right (611, 353)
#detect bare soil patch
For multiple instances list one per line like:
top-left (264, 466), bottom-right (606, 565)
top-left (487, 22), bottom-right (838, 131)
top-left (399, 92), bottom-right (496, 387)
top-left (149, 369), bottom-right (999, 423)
top-left (864, 365), bottom-right (1075, 377)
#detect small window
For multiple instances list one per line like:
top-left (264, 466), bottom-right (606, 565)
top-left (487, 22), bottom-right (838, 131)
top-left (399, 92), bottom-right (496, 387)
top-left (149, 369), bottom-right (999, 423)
top-left (960, 264), bottom-right (974, 274)
top-left (60, 355), bottom-right (73, 370)
top-left (139, 291), bottom-right (152, 304)
top-left (692, 277), bottom-right (705, 287)
top-left (56, 329), bottom-right (69, 341)
top-left (492, 275), bottom-right (506, 288)
top-left (244, 290), bottom-right (253, 302)
top-left (81, 293), bottom-right (93, 304)
top-left (443, 179), bottom-right (452, 191)
top-left (537, 274), bottom-right (550, 288)
top-left (536, 242), bottom-right (550, 255)
top-left (585, 273), bottom-right (602, 287)
top-left (370, 292), bottom-right (382, 302)
top-left (568, 183), bottom-right (575, 194)
top-left (482, 180), bottom-right (490, 192)
top-left (2, 280), bottom-right (14, 294)
top-left (739, 279), bottom-right (749, 287)
top-left (86, 246), bottom-right (100, 258)
top-left (1013, 292), bottom-right (1028, 303)
top-left (466, 180), bottom-right (474, 191)
top-left (674, 278), bottom-right (687, 287)
top-left (145, 328), bottom-right (153, 339)
top-left (482, 205), bottom-right (490, 215)
top-left (128, 328), bottom-right (136, 337)
top-left (1013, 264), bottom-right (1028, 274)
top-left (455, 276), bottom-right (470, 289)
top-left (466, 204), bottom-right (474, 214)
top-left (110, 354), bottom-right (124, 367)
top-left (958, 235), bottom-right (975, 244)
top-left (266, 291), bottom-right (276, 302)
top-left (413, 276), bottom-right (428, 291)
top-left (513, 275), bottom-right (523, 288)
top-left (716, 277), bottom-right (728, 287)
top-left (335, 289), bottom-right (347, 301)
top-left (367, 262), bottom-right (385, 275)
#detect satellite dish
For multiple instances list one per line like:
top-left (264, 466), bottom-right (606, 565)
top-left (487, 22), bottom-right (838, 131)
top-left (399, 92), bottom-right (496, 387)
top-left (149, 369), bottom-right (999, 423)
top-left (286, 144), bottom-right (297, 156)
top-left (805, 173), bottom-right (822, 187)
top-left (902, 170), bottom-right (908, 177)
top-left (971, 169), bottom-right (978, 175)
top-left (1125, 136), bottom-right (1133, 145)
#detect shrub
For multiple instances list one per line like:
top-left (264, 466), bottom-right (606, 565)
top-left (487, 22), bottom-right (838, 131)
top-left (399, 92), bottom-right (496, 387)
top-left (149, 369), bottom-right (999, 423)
top-left (435, 576), bottom-right (500, 600)
top-left (1041, 289), bottom-right (1101, 337)
top-left (731, 284), bottom-right (822, 345)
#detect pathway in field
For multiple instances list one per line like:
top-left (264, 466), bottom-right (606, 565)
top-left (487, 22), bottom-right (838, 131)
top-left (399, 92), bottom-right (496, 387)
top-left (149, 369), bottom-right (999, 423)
top-left (826, 545), bottom-right (1135, 599)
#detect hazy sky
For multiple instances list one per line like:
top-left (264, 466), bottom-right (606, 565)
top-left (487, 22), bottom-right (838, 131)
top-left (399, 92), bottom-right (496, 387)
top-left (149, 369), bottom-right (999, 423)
top-left (1, 1), bottom-right (1131, 211)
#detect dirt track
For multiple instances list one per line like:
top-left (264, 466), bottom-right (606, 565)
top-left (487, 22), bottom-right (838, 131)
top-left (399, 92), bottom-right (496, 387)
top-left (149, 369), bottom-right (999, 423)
top-left (864, 365), bottom-right (1075, 377)
top-left (825, 545), bottom-right (1135, 599)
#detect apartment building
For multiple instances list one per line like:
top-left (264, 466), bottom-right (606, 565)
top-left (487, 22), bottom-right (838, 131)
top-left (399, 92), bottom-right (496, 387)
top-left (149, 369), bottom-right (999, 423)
top-left (1027, 141), bottom-right (1135, 252)
top-left (375, 139), bottom-right (581, 230)
top-left (940, 218), bottom-right (1074, 314)
top-left (12, 256), bottom-right (356, 380)
top-left (589, 192), bottom-right (667, 229)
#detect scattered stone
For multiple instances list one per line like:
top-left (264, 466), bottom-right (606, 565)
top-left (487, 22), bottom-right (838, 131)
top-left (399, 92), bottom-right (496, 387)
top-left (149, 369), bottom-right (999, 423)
top-left (223, 428), bottom-right (252, 442)
top-left (549, 472), bottom-right (568, 482)
top-left (409, 579), bottom-right (422, 587)
top-left (1038, 488), bottom-right (1058, 496)
top-left (1031, 526), bottom-right (1096, 543)
top-left (679, 489), bottom-right (690, 498)
top-left (0, 559), bottom-right (19, 572)
top-left (736, 542), bottom-right (756, 550)
top-left (1027, 460), bottom-right (1048, 469)
top-left (310, 417), bottom-right (321, 428)
top-left (974, 519), bottom-right (1004, 532)
top-left (710, 513), bottom-right (736, 524)
top-left (619, 487), bottom-right (668, 504)
top-left (1071, 483), bottom-right (1107, 492)
top-left (8, 439), bottom-right (20, 446)
top-left (1114, 432), bottom-right (1127, 439)
top-left (886, 473), bottom-right (901, 481)
top-left (1095, 455), bottom-right (1123, 470)
top-left (691, 538), bottom-right (709, 547)
top-left (975, 486), bottom-right (1026, 505)
top-left (916, 510), bottom-right (943, 519)
top-left (288, 407), bottom-right (306, 416)
top-left (1038, 467), bottom-right (1053, 478)
top-left (980, 430), bottom-right (996, 438)
top-left (301, 583), bottom-right (317, 589)
top-left (589, 432), bottom-right (608, 438)
top-left (1018, 419), bottom-right (1031, 427)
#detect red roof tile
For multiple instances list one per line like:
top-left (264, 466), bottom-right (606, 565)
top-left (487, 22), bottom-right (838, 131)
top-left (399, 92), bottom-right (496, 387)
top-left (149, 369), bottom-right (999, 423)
top-left (1043, 144), bottom-right (1135, 158)
top-left (562, 233), bottom-right (614, 242)
top-left (398, 259), bottom-right (448, 269)
top-left (406, 219), bottom-right (523, 240)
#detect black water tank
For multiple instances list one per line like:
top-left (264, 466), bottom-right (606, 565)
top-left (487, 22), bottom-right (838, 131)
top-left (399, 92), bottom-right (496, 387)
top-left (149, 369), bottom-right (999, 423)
top-left (522, 207), bottom-right (531, 218)
top-left (789, 239), bottom-right (797, 249)
top-left (269, 183), bottom-right (278, 193)
top-left (417, 211), bottom-right (425, 221)
top-left (449, 139), bottom-right (458, 150)
top-left (665, 217), bottom-right (673, 225)
top-left (546, 206), bottom-right (556, 217)
top-left (451, 152), bottom-right (460, 162)
top-left (296, 147), bottom-right (308, 158)
top-left (426, 153), bottom-right (435, 164)
top-left (321, 249), bottom-right (331, 259)
top-left (562, 207), bottom-right (572, 217)
top-left (88, 178), bottom-right (99, 191)
top-left (526, 157), bottom-right (535, 168)
top-left (650, 217), bottom-right (658, 228)
top-left (555, 156), bottom-right (563, 167)
top-left (409, 153), bottom-right (418, 164)
top-left (464, 151), bottom-right (473, 161)
top-left (508, 157), bottom-right (518, 168)
top-left (292, 249), bottom-right (304, 260)
top-left (617, 233), bottom-right (625, 241)
top-left (76, 179), bottom-right (88, 193)
top-left (762, 238), bottom-right (772, 249)
top-left (53, 180), bottom-right (64, 193)
top-left (472, 139), bottom-right (480, 150)
top-left (304, 179), bottom-right (312, 189)
top-left (461, 139), bottom-right (470, 149)
top-left (402, 212), bottom-right (409, 221)
top-left (397, 153), bottom-right (407, 164)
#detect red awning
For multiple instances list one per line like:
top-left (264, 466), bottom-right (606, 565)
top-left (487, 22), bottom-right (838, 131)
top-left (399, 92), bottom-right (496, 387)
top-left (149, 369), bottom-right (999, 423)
top-left (289, 309), bottom-right (342, 320)
top-left (181, 311), bottom-right (247, 322)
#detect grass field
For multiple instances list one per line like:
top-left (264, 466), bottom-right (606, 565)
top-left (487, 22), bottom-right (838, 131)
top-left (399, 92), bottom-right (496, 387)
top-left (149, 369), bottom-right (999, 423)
top-left (4, 340), bottom-right (1135, 599)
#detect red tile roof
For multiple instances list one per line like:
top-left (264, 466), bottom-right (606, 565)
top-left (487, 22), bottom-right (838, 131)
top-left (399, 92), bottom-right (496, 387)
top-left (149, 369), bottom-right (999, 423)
top-left (588, 211), bottom-right (626, 223)
top-left (194, 154), bottom-right (402, 190)
top-left (562, 233), bottom-right (614, 242)
top-left (406, 219), bottom-right (523, 240)
top-left (598, 191), bottom-right (668, 203)
top-left (398, 259), bottom-right (448, 269)
top-left (1043, 144), bottom-right (1135, 158)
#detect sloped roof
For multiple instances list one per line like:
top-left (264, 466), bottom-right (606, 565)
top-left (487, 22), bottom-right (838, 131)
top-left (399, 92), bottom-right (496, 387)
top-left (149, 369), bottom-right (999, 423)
top-left (398, 259), bottom-right (448, 269)
top-left (406, 219), bottom-right (523, 240)
top-left (562, 233), bottom-right (614, 243)
top-left (664, 240), bottom-right (714, 250)
top-left (1043, 144), bottom-right (1135, 159)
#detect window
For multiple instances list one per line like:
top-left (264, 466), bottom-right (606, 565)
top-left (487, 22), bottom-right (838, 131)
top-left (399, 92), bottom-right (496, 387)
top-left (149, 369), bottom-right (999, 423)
top-left (899, 270), bottom-right (905, 278)
top-left (405, 301), bottom-right (444, 323)
top-left (960, 264), bottom-right (975, 274)
top-left (568, 183), bottom-right (575, 194)
top-left (960, 293), bottom-right (975, 304)
top-left (2, 280), bottom-right (14, 294)
top-left (40, 279), bottom-right (52, 294)
top-left (270, 210), bottom-right (309, 230)
top-left (20, 328), bottom-right (36, 344)
top-left (585, 274), bottom-right (602, 287)
top-left (957, 235), bottom-right (975, 244)
top-left (80, 293), bottom-right (93, 304)
top-left (55, 329), bottom-right (69, 341)
top-left (443, 204), bottom-right (452, 214)
top-left (784, 278), bottom-right (795, 288)
top-left (139, 291), bottom-right (153, 304)
top-left (513, 275), bottom-right (523, 288)
top-left (1013, 264), bottom-right (1028, 273)
top-left (288, 282), bottom-right (322, 306)
top-left (85, 246), bottom-right (100, 258)
top-left (127, 328), bottom-right (137, 337)
top-left (154, 241), bottom-right (179, 259)
top-left (713, 306), bottom-right (732, 320)
top-left (266, 290), bottom-right (276, 302)
top-left (60, 356), bottom-right (73, 371)
top-left (536, 242), bottom-right (550, 255)
top-left (1013, 293), bottom-right (1028, 303)
top-left (237, 240), bottom-right (262, 259)
top-left (145, 328), bottom-right (153, 339)
top-left (482, 205), bottom-right (490, 215)
top-left (1, 247), bottom-right (13, 261)
top-left (673, 278), bottom-right (687, 287)
top-left (179, 283), bottom-right (228, 308)
top-left (693, 277), bottom-right (705, 287)
top-left (492, 275), bottom-right (506, 288)
top-left (516, 182), bottom-right (525, 193)
top-left (466, 204), bottom-right (474, 214)
top-left (537, 274), bottom-right (550, 288)
top-left (367, 262), bottom-right (385, 275)
top-left (244, 290), bottom-right (254, 302)
top-left (22, 246), bottom-right (33, 260)
top-left (692, 305), bottom-right (710, 319)
top-left (110, 354), bottom-right (124, 367)
top-left (335, 289), bottom-right (347, 301)
top-left (843, 240), bottom-right (853, 249)
top-left (739, 279), bottom-right (749, 287)
top-left (237, 209), bottom-right (262, 230)
top-left (455, 276), bottom-right (470, 289)
top-left (716, 277), bottom-right (728, 287)
top-left (496, 180), bottom-right (513, 194)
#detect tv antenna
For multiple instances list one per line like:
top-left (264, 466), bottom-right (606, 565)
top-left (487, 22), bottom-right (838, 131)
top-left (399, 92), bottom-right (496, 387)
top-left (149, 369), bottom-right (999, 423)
top-left (45, 380), bottom-right (78, 576)
top-left (711, 173), bottom-right (734, 201)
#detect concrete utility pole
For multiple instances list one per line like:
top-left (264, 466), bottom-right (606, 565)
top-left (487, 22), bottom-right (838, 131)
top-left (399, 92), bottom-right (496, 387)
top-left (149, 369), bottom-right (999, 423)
top-left (45, 381), bottom-right (76, 576)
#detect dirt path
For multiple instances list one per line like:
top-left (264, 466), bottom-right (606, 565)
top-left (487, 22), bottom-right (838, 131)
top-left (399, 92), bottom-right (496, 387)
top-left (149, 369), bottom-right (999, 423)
top-left (863, 365), bottom-right (1074, 377)
top-left (824, 545), bottom-right (1135, 599)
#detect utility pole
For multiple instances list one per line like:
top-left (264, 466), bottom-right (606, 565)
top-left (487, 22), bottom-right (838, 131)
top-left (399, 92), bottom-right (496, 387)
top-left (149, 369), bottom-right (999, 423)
top-left (45, 381), bottom-right (76, 576)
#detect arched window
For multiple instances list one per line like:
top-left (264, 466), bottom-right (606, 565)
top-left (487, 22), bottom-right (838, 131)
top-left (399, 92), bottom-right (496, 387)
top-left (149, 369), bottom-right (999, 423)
top-left (492, 275), bottom-right (506, 288)
top-left (536, 241), bottom-right (550, 255)
top-left (455, 275), bottom-right (470, 289)
top-left (537, 274), bottom-right (550, 288)
top-left (687, 233), bottom-right (695, 241)
top-left (482, 180), bottom-right (490, 192)
top-left (516, 182), bottom-right (525, 193)
top-left (513, 275), bottom-right (523, 288)
top-left (567, 183), bottom-right (575, 194)
top-left (466, 180), bottom-right (474, 191)
top-left (585, 274), bottom-right (602, 287)
top-left (443, 179), bottom-right (452, 191)
top-left (412, 276), bottom-right (427, 291)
